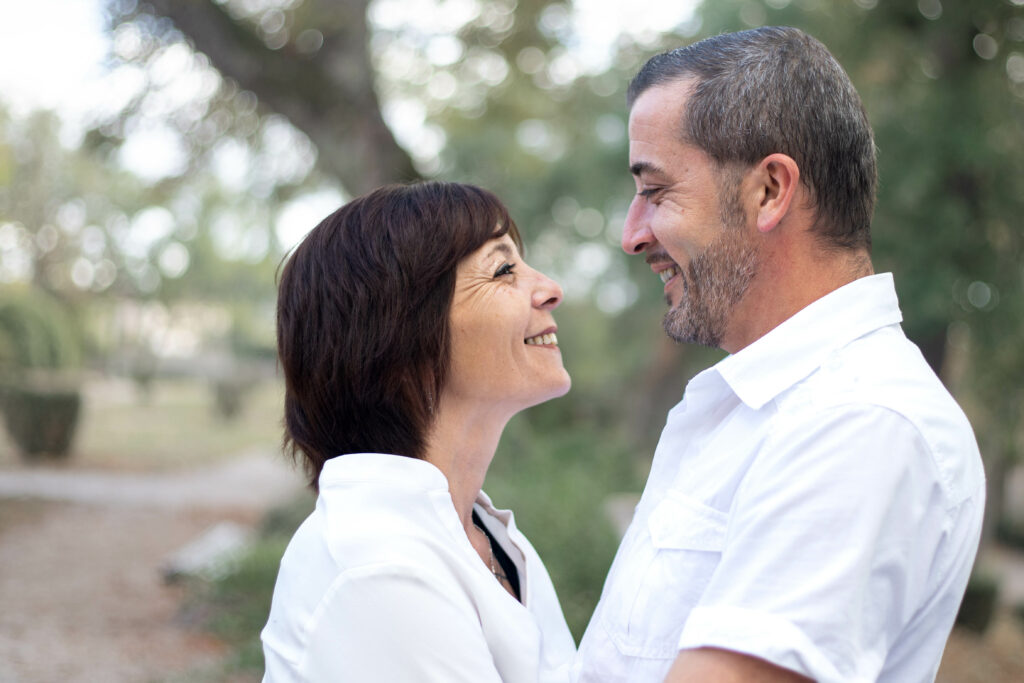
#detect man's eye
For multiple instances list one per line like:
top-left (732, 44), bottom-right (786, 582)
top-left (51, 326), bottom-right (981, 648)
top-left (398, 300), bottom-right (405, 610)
top-left (638, 187), bottom-right (661, 198)
top-left (495, 262), bottom-right (516, 277)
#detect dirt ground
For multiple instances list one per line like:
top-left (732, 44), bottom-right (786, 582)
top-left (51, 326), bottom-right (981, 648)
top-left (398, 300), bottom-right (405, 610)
top-left (0, 451), bottom-right (303, 683)
top-left (938, 609), bottom-right (1024, 682)
top-left (0, 500), bottom-right (240, 682)
top-left (2, 455), bottom-right (1024, 682)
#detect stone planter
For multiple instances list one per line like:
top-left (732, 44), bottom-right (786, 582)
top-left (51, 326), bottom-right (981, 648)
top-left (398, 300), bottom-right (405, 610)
top-left (1, 375), bottom-right (82, 460)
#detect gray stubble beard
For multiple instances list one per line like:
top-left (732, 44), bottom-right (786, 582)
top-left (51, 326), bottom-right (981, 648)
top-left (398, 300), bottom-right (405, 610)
top-left (662, 228), bottom-right (759, 348)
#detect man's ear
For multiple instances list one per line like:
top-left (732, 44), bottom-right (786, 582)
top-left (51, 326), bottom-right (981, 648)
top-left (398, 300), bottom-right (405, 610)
top-left (752, 153), bottom-right (799, 234)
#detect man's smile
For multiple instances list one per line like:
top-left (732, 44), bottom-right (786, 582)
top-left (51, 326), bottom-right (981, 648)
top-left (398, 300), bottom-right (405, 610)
top-left (658, 266), bottom-right (680, 284)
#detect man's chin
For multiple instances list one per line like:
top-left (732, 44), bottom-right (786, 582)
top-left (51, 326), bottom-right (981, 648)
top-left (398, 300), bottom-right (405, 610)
top-left (664, 286), bottom-right (684, 309)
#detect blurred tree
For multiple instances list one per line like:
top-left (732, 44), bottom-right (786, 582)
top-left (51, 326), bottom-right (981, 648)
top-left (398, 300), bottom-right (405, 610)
top-left (105, 0), bottom-right (417, 194)
top-left (1, 108), bottom-right (148, 300)
top-left (0, 102), bottom-right (285, 379)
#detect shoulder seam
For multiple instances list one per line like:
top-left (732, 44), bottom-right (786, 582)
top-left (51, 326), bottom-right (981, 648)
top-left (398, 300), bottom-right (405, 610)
top-left (765, 401), bottom-right (963, 509)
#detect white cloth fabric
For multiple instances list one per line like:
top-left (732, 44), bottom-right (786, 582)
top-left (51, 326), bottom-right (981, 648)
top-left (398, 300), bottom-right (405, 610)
top-left (262, 453), bottom-right (576, 682)
top-left (573, 274), bottom-right (985, 683)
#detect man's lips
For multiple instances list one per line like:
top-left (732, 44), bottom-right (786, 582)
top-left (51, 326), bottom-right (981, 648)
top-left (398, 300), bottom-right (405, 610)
top-left (646, 254), bottom-right (681, 286)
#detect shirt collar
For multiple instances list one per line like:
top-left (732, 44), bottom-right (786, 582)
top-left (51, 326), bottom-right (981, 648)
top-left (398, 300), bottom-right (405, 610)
top-left (319, 452), bottom-right (451, 491)
top-left (713, 273), bottom-right (903, 410)
top-left (319, 453), bottom-right (511, 519)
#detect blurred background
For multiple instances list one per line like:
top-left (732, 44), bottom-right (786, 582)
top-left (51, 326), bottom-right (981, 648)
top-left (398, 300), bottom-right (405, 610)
top-left (0, 0), bottom-right (1022, 680)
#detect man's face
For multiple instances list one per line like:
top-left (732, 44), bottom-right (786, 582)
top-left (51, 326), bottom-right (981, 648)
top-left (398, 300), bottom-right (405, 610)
top-left (623, 81), bottom-right (760, 350)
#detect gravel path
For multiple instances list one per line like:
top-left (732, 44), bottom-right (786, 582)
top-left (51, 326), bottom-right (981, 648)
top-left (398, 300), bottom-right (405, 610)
top-left (0, 449), bottom-right (301, 510)
top-left (0, 451), bottom-right (304, 683)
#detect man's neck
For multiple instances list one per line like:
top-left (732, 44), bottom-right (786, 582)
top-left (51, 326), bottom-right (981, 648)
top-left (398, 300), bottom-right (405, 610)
top-left (722, 247), bottom-right (873, 354)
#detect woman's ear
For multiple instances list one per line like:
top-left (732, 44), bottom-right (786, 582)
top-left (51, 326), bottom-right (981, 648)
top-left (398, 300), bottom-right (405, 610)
top-left (753, 153), bottom-right (799, 234)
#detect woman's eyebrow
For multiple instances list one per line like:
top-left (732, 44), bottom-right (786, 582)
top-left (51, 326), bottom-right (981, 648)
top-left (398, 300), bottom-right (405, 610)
top-left (486, 242), bottom-right (514, 260)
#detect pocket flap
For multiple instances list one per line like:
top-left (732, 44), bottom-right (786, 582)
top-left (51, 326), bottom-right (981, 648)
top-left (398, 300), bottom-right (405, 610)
top-left (647, 494), bottom-right (727, 552)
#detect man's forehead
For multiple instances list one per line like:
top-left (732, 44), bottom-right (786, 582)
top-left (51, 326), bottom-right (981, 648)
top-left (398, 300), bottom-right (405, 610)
top-left (627, 80), bottom-right (695, 155)
top-left (629, 77), bottom-right (697, 119)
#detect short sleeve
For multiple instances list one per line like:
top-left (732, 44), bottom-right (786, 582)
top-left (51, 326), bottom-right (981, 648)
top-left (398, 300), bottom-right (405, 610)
top-left (678, 404), bottom-right (950, 683)
top-left (298, 564), bottom-right (504, 682)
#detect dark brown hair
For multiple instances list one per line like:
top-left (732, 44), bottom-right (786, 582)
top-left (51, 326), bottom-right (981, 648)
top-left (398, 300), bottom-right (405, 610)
top-left (628, 27), bottom-right (877, 251)
top-left (276, 182), bottom-right (521, 489)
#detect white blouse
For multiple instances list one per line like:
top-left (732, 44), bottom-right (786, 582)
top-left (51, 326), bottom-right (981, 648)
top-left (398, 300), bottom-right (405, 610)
top-left (261, 453), bottom-right (576, 682)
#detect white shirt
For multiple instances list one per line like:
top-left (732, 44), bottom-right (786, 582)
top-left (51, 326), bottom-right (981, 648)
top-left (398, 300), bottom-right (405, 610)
top-left (574, 274), bottom-right (985, 683)
top-left (262, 453), bottom-right (576, 682)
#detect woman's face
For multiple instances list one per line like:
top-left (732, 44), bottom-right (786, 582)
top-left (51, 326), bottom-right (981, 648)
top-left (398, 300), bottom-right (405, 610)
top-left (443, 234), bottom-right (571, 418)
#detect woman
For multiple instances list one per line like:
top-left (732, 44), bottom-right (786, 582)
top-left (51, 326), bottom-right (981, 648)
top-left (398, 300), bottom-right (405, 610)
top-left (261, 181), bottom-right (576, 681)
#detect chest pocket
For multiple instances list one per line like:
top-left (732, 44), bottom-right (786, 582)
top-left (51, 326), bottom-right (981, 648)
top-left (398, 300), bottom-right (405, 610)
top-left (604, 492), bottom-right (728, 660)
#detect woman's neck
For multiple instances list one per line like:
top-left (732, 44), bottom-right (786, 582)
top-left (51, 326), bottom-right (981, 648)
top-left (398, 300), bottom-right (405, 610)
top-left (422, 400), bottom-right (510, 531)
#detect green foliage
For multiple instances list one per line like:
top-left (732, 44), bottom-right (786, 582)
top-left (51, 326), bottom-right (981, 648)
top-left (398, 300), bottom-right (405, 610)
top-left (996, 515), bottom-right (1024, 551)
top-left (178, 494), bottom-right (314, 675)
top-left (0, 286), bottom-right (84, 459)
top-left (956, 569), bottom-right (1001, 634)
top-left (258, 492), bottom-right (315, 538)
top-left (0, 101), bottom-right (286, 368)
top-left (182, 535), bottom-right (292, 672)
top-left (0, 287), bottom-right (82, 372)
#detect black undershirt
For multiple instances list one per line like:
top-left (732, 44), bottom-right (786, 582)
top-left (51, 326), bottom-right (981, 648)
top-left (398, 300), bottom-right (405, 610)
top-left (472, 509), bottom-right (522, 602)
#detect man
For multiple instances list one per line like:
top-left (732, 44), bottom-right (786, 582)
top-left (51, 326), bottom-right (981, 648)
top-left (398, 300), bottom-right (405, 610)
top-left (573, 27), bottom-right (985, 683)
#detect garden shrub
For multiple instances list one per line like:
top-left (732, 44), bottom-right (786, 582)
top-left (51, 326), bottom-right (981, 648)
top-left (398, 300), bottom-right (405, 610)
top-left (0, 287), bottom-right (84, 460)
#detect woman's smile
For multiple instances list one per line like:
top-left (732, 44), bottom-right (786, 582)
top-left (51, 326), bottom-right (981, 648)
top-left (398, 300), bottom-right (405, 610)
top-left (524, 329), bottom-right (559, 346)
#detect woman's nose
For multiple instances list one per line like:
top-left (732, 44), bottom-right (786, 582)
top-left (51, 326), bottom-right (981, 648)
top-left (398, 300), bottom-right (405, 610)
top-left (533, 273), bottom-right (563, 309)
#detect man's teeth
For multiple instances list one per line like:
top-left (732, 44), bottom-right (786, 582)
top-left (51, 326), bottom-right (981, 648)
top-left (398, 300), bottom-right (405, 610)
top-left (659, 266), bottom-right (680, 284)
top-left (525, 333), bottom-right (558, 346)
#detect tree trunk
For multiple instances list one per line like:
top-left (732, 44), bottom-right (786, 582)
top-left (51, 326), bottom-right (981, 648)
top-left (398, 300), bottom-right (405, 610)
top-left (139, 0), bottom-right (419, 194)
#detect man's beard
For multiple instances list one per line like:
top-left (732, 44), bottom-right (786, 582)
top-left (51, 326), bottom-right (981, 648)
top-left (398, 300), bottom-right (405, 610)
top-left (662, 225), bottom-right (759, 348)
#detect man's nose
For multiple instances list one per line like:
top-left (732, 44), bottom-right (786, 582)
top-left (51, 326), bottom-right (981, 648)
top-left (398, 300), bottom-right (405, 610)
top-left (622, 197), bottom-right (655, 254)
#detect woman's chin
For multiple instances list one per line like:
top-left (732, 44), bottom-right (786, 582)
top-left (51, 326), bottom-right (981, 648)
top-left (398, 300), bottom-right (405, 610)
top-left (527, 374), bottom-right (572, 408)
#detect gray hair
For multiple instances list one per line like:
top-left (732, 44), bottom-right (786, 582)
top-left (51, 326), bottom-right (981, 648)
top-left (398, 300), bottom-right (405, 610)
top-left (627, 27), bottom-right (877, 251)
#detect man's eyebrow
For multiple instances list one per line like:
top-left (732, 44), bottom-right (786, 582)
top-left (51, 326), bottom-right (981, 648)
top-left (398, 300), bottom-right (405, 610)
top-left (630, 160), bottom-right (665, 177)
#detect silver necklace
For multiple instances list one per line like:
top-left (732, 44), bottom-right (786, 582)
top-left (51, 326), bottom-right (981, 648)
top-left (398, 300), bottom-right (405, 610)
top-left (472, 522), bottom-right (509, 585)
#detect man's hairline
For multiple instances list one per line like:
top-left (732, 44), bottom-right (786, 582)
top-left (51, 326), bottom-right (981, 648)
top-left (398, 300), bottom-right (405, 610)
top-left (629, 74), bottom-right (750, 175)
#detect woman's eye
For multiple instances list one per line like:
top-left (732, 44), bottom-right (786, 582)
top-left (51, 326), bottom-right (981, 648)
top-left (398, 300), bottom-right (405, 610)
top-left (494, 262), bottom-right (516, 278)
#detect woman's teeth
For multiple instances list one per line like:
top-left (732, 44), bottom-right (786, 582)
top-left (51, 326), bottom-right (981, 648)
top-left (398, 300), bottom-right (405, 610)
top-left (659, 266), bottom-right (680, 284)
top-left (525, 333), bottom-right (558, 346)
